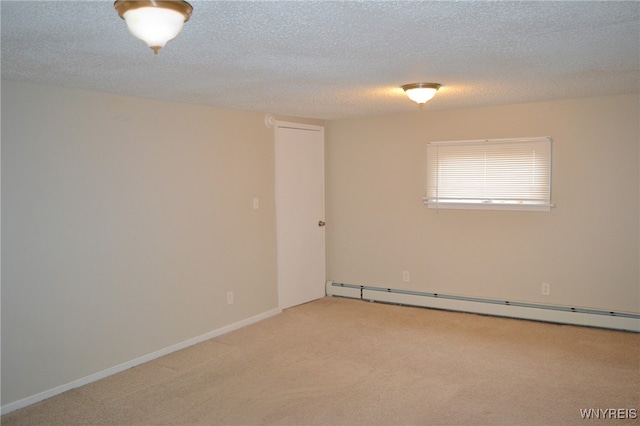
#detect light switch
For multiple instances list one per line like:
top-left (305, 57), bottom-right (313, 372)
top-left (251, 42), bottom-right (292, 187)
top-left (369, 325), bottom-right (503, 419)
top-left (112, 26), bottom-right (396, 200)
top-left (253, 197), bottom-right (259, 209)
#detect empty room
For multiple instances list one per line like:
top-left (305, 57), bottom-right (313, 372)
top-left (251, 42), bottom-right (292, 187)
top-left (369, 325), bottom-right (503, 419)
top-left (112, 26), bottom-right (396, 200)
top-left (1, 1), bottom-right (639, 425)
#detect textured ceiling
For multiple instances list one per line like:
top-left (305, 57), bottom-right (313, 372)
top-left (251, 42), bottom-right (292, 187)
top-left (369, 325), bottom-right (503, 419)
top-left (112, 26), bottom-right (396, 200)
top-left (2, 1), bottom-right (639, 120)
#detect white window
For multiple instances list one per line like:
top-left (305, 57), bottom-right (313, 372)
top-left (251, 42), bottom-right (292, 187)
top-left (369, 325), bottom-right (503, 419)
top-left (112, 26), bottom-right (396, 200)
top-left (424, 137), bottom-right (553, 211)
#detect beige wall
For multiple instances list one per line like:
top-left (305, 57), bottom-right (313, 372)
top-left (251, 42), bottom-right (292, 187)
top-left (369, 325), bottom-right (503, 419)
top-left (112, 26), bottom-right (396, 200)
top-left (1, 81), bottom-right (280, 405)
top-left (2, 80), bottom-right (638, 409)
top-left (326, 95), bottom-right (639, 314)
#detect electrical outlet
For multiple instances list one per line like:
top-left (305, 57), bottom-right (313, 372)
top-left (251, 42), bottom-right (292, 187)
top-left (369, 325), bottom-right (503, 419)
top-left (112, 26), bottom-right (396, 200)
top-left (227, 291), bottom-right (234, 305)
top-left (541, 282), bottom-right (550, 296)
top-left (402, 271), bottom-right (410, 282)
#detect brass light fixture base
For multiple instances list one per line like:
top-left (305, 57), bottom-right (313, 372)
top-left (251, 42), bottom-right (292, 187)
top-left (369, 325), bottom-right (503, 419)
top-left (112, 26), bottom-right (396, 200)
top-left (114, 0), bottom-right (193, 22)
top-left (401, 82), bottom-right (441, 92)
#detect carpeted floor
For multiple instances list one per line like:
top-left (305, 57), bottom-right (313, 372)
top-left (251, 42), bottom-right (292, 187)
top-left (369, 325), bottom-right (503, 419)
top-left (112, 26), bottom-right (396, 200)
top-left (2, 296), bottom-right (639, 425)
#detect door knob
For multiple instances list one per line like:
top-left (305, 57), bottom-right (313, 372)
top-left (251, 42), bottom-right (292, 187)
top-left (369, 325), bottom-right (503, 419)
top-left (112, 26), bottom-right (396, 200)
top-left (318, 220), bottom-right (326, 227)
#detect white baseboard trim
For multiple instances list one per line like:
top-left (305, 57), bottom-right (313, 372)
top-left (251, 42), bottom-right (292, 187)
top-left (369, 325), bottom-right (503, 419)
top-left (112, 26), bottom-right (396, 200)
top-left (326, 281), bottom-right (640, 333)
top-left (1, 306), bottom-right (282, 415)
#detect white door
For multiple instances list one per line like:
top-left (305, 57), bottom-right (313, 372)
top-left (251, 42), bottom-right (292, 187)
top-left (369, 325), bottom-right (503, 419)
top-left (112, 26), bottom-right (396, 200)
top-left (275, 121), bottom-right (326, 309)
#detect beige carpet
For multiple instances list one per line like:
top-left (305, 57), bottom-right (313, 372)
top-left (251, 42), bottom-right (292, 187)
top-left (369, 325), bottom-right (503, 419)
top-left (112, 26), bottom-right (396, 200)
top-left (3, 296), bottom-right (639, 425)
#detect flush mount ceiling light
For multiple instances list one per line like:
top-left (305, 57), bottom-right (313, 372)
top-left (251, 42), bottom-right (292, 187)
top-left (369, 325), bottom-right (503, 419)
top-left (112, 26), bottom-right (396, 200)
top-left (114, 0), bottom-right (193, 54)
top-left (402, 83), bottom-right (441, 108)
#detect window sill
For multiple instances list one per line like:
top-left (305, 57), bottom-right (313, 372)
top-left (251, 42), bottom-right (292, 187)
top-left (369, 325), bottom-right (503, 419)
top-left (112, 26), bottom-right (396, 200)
top-left (423, 199), bottom-right (554, 212)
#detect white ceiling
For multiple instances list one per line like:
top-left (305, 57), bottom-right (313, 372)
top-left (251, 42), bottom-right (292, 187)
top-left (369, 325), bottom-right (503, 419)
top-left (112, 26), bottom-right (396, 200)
top-left (2, 1), bottom-right (639, 120)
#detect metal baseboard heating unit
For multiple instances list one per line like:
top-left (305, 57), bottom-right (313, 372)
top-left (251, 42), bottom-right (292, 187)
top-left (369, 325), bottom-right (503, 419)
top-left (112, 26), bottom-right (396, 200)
top-left (326, 281), bottom-right (640, 332)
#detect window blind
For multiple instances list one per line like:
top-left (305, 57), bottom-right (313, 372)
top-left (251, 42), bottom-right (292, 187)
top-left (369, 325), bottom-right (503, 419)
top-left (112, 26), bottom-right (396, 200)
top-left (425, 137), bottom-right (553, 211)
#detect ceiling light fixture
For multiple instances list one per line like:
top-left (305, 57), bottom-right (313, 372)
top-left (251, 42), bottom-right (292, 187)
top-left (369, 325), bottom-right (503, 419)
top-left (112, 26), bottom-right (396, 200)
top-left (114, 0), bottom-right (193, 54)
top-left (402, 83), bottom-right (441, 108)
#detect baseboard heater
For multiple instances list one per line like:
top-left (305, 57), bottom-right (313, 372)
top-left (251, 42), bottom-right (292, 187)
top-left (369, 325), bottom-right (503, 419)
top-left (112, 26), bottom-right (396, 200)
top-left (326, 281), bottom-right (640, 333)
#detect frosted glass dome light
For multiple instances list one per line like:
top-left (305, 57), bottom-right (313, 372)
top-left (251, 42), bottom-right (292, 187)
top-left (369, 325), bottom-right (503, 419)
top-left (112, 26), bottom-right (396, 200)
top-left (402, 83), bottom-right (441, 108)
top-left (115, 1), bottom-right (193, 54)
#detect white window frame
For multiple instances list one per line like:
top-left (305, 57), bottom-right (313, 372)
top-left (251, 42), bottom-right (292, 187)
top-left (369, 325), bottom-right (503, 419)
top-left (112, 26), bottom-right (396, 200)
top-left (423, 137), bottom-right (554, 212)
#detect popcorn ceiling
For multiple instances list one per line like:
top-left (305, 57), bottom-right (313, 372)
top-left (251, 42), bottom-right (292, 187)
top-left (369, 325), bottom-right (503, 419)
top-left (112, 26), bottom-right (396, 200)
top-left (1, 1), bottom-right (638, 120)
